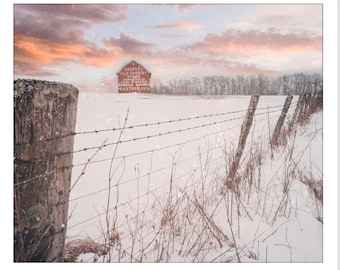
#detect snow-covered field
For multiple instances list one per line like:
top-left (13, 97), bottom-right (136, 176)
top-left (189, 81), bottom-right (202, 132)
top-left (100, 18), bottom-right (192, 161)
top-left (66, 93), bottom-right (322, 262)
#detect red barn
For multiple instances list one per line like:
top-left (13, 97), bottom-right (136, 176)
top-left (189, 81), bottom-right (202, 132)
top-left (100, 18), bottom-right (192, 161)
top-left (117, 60), bottom-right (151, 93)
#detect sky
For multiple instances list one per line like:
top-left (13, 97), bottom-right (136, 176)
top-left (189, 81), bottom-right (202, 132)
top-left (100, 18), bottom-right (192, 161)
top-left (13, 3), bottom-right (323, 92)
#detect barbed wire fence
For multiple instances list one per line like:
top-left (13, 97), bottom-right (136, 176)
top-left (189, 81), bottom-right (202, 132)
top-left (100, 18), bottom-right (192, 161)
top-left (14, 85), bottom-right (322, 262)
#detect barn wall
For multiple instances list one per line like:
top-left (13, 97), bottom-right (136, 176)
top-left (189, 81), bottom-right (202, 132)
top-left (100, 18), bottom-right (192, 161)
top-left (118, 62), bottom-right (151, 93)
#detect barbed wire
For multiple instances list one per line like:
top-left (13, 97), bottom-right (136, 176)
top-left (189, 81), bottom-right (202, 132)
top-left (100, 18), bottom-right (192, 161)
top-left (15, 101), bottom-right (297, 147)
top-left (14, 123), bottom-right (234, 188)
top-left (15, 107), bottom-right (250, 146)
top-left (72, 103), bottom-right (297, 168)
top-left (14, 102), bottom-right (298, 186)
top-left (14, 104), bottom-right (293, 187)
top-left (48, 107), bottom-right (285, 158)
top-left (71, 121), bottom-right (244, 168)
top-left (13, 118), bottom-right (246, 188)
top-left (15, 100), bottom-right (300, 188)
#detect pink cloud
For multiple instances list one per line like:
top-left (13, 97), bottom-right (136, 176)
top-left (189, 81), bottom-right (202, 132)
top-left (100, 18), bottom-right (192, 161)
top-left (14, 4), bottom-right (131, 76)
top-left (176, 4), bottom-right (209, 12)
top-left (159, 33), bottom-right (186, 39)
top-left (104, 33), bottom-right (154, 56)
top-left (188, 29), bottom-right (322, 57)
top-left (153, 22), bottom-right (204, 31)
top-left (14, 33), bottom-right (120, 70)
top-left (152, 4), bottom-right (206, 12)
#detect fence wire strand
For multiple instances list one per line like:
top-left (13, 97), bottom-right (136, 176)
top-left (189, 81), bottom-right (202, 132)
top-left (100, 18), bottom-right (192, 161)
top-left (14, 104), bottom-right (291, 187)
top-left (15, 101), bottom-right (297, 147)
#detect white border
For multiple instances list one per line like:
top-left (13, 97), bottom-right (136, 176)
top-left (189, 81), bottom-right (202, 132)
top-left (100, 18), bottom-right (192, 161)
top-left (3, 1), bottom-right (338, 269)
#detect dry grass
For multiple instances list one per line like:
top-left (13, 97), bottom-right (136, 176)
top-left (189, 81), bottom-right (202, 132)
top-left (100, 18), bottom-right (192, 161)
top-left (297, 93), bottom-right (323, 126)
top-left (297, 169), bottom-right (323, 223)
top-left (64, 237), bottom-right (109, 262)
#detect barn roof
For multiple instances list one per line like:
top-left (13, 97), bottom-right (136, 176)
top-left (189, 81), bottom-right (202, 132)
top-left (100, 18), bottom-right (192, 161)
top-left (117, 60), bottom-right (151, 75)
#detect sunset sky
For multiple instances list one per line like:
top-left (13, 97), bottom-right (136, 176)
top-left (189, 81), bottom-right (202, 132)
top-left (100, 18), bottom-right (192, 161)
top-left (14, 3), bottom-right (323, 92)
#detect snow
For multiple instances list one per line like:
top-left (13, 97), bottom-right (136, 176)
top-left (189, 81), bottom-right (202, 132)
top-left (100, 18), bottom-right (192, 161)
top-left (67, 93), bottom-right (322, 263)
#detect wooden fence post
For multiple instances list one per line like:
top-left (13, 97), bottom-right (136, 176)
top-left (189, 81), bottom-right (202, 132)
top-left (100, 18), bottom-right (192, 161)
top-left (14, 79), bottom-right (78, 262)
top-left (227, 95), bottom-right (260, 185)
top-left (299, 93), bottom-right (308, 117)
top-left (271, 95), bottom-right (293, 146)
top-left (289, 94), bottom-right (304, 130)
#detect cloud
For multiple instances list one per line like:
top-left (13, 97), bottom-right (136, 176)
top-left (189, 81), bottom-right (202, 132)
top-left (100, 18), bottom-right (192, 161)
top-left (14, 4), bottom-right (131, 76)
top-left (176, 4), bottom-right (206, 12)
top-left (153, 22), bottom-right (204, 31)
top-left (188, 29), bottom-right (322, 57)
top-left (15, 4), bottom-right (128, 24)
top-left (152, 4), bottom-right (206, 12)
top-left (14, 29), bottom-right (155, 78)
top-left (145, 26), bottom-right (322, 78)
top-left (104, 33), bottom-right (154, 56)
top-left (158, 33), bottom-right (186, 39)
top-left (14, 32), bottom-right (120, 68)
top-left (156, 28), bottom-right (322, 77)
top-left (14, 58), bottom-right (59, 77)
top-left (230, 4), bottom-right (322, 35)
top-left (14, 4), bottom-right (128, 43)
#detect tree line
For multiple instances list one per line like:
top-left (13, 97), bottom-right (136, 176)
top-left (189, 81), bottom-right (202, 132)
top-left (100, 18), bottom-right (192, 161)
top-left (150, 73), bottom-right (323, 96)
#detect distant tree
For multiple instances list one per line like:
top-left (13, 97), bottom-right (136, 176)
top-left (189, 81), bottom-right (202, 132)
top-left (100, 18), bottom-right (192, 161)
top-left (150, 73), bottom-right (322, 96)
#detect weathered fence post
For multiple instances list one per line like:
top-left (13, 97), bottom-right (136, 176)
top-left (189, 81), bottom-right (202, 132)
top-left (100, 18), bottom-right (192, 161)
top-left (14, 79), bottom-right (78, 262)
top-left (227, 95), bottom-right (260, 186)
top-left (298, 93), bottom-right (308, 118)
top-left (289, 94), bottom-right (304, 130)
top-left (312, 91), bottom-right (323, 110)
top-left (271, 95), bottom-right (293, 146)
